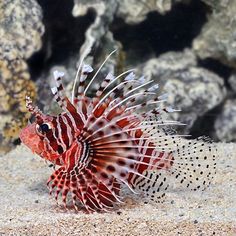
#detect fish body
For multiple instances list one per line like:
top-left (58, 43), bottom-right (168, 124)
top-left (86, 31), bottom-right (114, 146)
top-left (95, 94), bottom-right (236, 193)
top-left (20, 51), bottom-right (216, 212)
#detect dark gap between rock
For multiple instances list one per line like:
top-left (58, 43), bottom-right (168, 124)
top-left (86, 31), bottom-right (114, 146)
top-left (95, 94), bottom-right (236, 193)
top-left (189, 104), bottom-right (223, 140)
top-left (28, 0), bottom-right (95, 80)
top-left (111, 1), bottom-right (208, 63)
top-left (198, 58), bottom-right (233, 90)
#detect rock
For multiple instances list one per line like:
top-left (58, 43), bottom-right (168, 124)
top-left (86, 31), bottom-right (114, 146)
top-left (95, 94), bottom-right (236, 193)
top-left (0, 0), bottom-right (44, 59)
top-left (140, 49), bottom-right (197, 84)
top-left (72, 0), bottom-right (190, 75)
top-left (116, 0), bottom-right (177, 24)
top-left (163, 67), bottom-right (226, 133)
top-left (193, 0), bottom-right (236, 67)
top-left (0, 0), bottom-right (44, 153)
top-left (228, 73), bottom-right (236, 93)
top-left (138, 50), bottom-right (226, 133)
top-left (214, 99), bottom-right (236, 142)
top-left (73, 0), bottom-right (118, 54)
top-left (117, 0), bottom-right (190, 24)
top-left (0, 55), bottom-right (37, 154)
top-left (73, 0), bottom-right (187, 26)
top-left (72, 0), bottom-right (121, 91)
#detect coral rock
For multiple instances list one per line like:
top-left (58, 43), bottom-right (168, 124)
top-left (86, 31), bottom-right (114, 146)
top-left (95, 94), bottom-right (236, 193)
top-left (0, 0), bottom-right (44, 153)
top-left (193, 0), bottom-right (236, 67)
top-left (228, 73), bottom-right (236, 93)
top-left (139, 50), bottom-right (226, 133)
top-left (0, 0), bottom-right (44, 59)
top-left (214, 99), bottom-right (236, 142)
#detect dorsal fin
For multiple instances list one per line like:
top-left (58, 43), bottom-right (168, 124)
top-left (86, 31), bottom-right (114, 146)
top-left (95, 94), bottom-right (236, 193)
top-left (51, 71), bottom-right (85, 129)
top-left (83, 49), bottom-right (117, 96)
top-left (71, 46), bottom-right (91, 103)
top-left (73, 64), bottom-right (93, 120)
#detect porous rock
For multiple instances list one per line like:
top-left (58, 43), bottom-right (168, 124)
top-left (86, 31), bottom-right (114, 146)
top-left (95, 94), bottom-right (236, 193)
top-left (163, 67), bottom-right (226, 133)
top-left (139, 50), bottom-right (226, 133)
top-left (214, 99), bottom-right (236, 142)
top-left (0, 0), bottom-right (44, 59)
top-left (116, 0), bottom-right (180, 24)
top-left (228, 73), bottom-right (236, 93)
top-left (140, 49), bottom-right (197, 84)
top-left (193, 0), bottom-right (236, 68)
top-left (72, 0), bottom-right (189, 70)
top-left (0, 0), bottom-right (44, 153)
top-left (73, 0), bottom-right (117, 52)
top-left (73, 0), bottom-right (186, 25)
top-left (73, 0), bottom-right (119, 80)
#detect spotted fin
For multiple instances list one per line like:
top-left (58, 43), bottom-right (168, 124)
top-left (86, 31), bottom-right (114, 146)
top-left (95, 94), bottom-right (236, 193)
top-left (132, 136), bottom-right (217, 202)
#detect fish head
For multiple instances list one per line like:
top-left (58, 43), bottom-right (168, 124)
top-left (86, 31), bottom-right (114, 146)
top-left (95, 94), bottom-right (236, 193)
top-left (20, 96), bottom-right (63, 163)
top-left (20, 113), bottom-right (62, 163)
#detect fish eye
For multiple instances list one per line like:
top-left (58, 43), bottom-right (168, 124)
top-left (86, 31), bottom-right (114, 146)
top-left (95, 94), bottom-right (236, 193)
top-left (40, 123), bottom-right (50, 133)
top-left (36, 123), bottom-right (52, 134)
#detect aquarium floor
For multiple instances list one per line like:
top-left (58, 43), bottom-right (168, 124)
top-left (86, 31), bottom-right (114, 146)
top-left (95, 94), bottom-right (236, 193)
top-left (0, 144), bottom-right (235, 236)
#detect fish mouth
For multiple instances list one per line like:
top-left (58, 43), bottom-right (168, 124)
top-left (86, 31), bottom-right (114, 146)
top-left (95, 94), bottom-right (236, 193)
top-left (19, 127), bottom-right (28, 145)
top-left (19, 125), bottom-right (42, 155)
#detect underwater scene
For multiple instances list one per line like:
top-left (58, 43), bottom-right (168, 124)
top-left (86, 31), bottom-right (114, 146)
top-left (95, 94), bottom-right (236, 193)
top-left (0, 0), bottom-right (235, 235)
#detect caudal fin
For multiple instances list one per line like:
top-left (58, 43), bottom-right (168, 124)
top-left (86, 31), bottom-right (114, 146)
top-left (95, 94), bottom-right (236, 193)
top-left (170, 137), bottom-right (217, 191)
top-left (132, 136), bottom-right (217, 202)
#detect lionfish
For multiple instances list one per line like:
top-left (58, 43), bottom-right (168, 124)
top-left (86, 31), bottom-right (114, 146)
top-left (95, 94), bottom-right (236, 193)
top-left (20, 50), bottom-right (217, 213)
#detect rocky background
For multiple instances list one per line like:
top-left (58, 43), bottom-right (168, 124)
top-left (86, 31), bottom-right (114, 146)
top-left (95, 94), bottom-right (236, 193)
top-left (1, 0), bottom-right (236, 153)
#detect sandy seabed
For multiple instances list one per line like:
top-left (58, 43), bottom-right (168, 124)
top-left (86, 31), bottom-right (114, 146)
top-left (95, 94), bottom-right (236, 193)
top-left (0, 143), bottom-right (235, 236)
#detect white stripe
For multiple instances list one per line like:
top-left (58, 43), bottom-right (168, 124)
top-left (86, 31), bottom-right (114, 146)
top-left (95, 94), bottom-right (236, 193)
top-left (61, 115), bottom-right (73, 146)
top-left (56, 116), bottom-right (67, 152)
top-left (67, 112), bottom-right (78, 131)
top-left (44, 137), bottom-right (57, 154)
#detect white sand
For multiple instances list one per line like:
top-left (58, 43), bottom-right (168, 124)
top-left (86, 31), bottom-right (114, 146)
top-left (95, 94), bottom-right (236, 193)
top-left (0, 143), bottom-right (235, 235)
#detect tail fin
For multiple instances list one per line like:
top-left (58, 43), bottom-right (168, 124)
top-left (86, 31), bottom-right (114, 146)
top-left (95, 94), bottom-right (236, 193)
top-left (170, 137), bottom-right (217, 191)
top-left (133, 136), bottom-right (217, 203)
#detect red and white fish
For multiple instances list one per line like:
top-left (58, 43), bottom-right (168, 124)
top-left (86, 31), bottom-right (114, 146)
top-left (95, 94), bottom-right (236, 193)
top-left (20, 50), bottom-right (217, 212)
